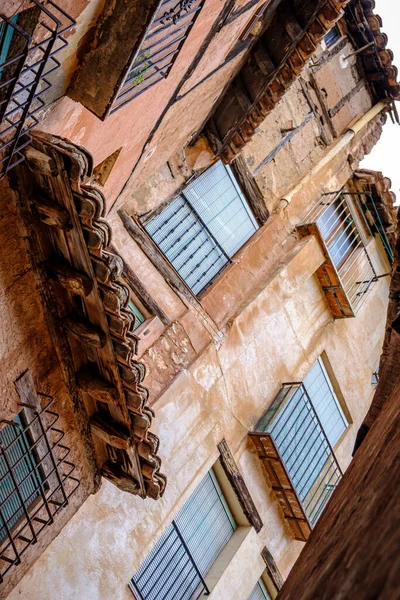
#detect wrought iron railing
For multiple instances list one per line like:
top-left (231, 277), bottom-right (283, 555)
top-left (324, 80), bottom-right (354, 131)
top-left (110, 0), bottom-right (205, 114)
top-left (254, 383), bottom-right (343, 527)
top-left (0, 1), bottom-right (75, 177)
top-left (299, 191), bottom-right (381, 316)
top-left (0, 395), bottom-right (80, 582)
top-left (129, 520), bottom-right (210, 600)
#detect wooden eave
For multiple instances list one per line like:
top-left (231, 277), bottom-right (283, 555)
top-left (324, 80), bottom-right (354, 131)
top-left (344, 0), bottom-right (400, 102)
top-left (249, 433), bottom-right (312, 542)
top-left (205, 0), bottom-right (350, 163)
top-left (297, 222), bottom-right (355, 319)
top-left (10, 132), bottom-right (166, 500)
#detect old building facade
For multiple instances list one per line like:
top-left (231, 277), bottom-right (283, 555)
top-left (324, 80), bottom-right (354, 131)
top-left (0, 0), bottom-right (397, 599)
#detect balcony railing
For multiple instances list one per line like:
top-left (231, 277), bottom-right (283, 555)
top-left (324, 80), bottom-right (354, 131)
top-left (0, 1), bottom-right (75, 177)
top-left (0, 395), bottom-right (80, 582)
top-left (297, 191), bottom-right (381, 318)
top-left (110, 0), bottom-right (205, 114)
top-left (249, 384), bottom-right (342, 542)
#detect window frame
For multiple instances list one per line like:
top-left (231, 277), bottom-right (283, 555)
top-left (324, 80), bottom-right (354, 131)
top-left (144, 161), bottom-right (260, 297)
top-left (129, 466), bottom-right (239, 599)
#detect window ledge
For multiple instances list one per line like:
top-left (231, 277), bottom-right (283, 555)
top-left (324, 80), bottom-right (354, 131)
top-left (204, 527), bottom-right (265, 599)
top-left (134, 316), bottom-right (165, 358)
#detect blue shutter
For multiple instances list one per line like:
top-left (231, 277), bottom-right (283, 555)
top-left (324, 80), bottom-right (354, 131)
top-left (145, 162), bottom-right (258, 294)
top-left (268, 359), bottom-right (347, 518)
top-left (174, 469), bottom-right (236, 577)
top-left (0, 14), bottom-right (18, 79)
top-left (184, 162), bottom-right (258, 257)
top-left (303, 358), bottom-right (347, 447)
top-left (248, 579), bottom-right (271, 600)
top-left (128, 299), bottom-right (146, 330)
top-left (131, 470), bottom-right (236, 599)
top-left (0, 415), bottom-right (41, 539)
top-left (270, 386), bottom-right (329, 501)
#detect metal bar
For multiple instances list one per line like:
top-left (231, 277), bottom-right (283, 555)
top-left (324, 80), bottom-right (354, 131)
top-left (181, 191), bottom-right (232, 263)
top-left (173, 521), bottom-right (210, 595)
top-left (0, 446), bottom-right (37, 544)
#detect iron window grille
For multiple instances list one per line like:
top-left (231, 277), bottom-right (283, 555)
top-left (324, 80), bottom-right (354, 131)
top-left (0, 1), bottom-right (75, 177)
top-left (298, 190), bottom-right (389, 317)
top-left (0, 395), bottom-right (80, 582)
top-left (145, 161), bottom-right (259, 296)
top-left (110, 0), bottom-right (206, 114)
top-left (129, 470), bottom-right (236, 600)
top-left (253, 359), bottom-right (345, 530)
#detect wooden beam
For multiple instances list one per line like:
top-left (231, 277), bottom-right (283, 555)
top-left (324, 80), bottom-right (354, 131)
top-left (90, 414), bottom-right (131, 449)
top-left (279, 2), bottom-right (303, 41)
top-left (32, 195), bottom-right (73, 231)
top-left (102, 461), bottom-right (141, 495)
top-left (218, 438), bottom-right (263, 533)
top-left (24, 146), bottom-right (58, 176)
top-left (252, 112), bottom-right (314, 175)
top-left (77, 369), bottom-right (120, 405)
top-left (14, 370), bottom-right (40, 409)
top-left (45, 258), bottom-right (94, 297)
top-left (298, 77), bottom-right (331, 146)
top-left (261, 546), bottom-right (284, 592)
top-left (230, 155), bottom-right (269, 225)
top-left (308, 71), bottom-right (337, 139)
top-left (63, 315), bottom-right (106, 348)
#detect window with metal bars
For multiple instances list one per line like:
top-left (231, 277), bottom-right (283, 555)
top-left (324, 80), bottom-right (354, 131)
top-left (129, 469), bottom-right (236, 599)
top-left (145, 161), bottom-right (259, 295)
top-left (0, 414), bottom-right (43, 541)
top-left (299, 190), bottom-right (381, 317)
top-left (0, 397), bottom-right (79, 583)
top-left (248, 579), bottom-right (271, 600)
top-left (0, 1), bottom-right (75, 177)
top-left (255, 358), bottom-right (346, 526)
top-left (110, 0), bottom-right (206, 113)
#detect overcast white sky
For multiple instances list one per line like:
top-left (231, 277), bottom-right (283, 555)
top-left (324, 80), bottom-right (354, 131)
top-left (360, 0), bottom-right (400, 200)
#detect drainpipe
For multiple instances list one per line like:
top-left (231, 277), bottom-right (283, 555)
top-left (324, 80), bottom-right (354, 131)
top-left (276, 101), bottom-right (387, 211)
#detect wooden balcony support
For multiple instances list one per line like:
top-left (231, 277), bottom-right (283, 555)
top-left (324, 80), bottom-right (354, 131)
top-left (249, 433), bottom-right (312, 542)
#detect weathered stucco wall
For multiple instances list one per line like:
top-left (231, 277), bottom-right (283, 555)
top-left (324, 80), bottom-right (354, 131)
top-left (239, 40), bottom-right (373, 214)
top-left (0, 178), bottom-right (94, 599)
top-left (33, 0), bottom-right (267, 213)
top-left (7, 215), bottom-right (389, 598)
top-left (276, 342), bottom-right (400, 600)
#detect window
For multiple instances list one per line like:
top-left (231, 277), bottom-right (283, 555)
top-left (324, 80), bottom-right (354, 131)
top-left (0, 3), bottom-right (74, 175)
top-left (145, 162), bottom-right (259, 295)
top-left (250, 357), bottom-right (346, 540)
top-left (0, 415), bottom-right (42, 540)
top-left (323, 25), bottom-right (341, 49)
top-left (128, 298), bottom-right (147, 331)
top-left (0, 14), bottom-right (18, 79)
top-left (269, 360), bottom-right (347, 511)
top-left (248, 579), bottom-right (271, 600)
top-left (110, 0), bottom-right (206, 113)
top-left (298, 191), bottom-right (380, 318)
top-left (372, 369), bottom-right (379, 389)
top-left (0, 398), bottom-right (79, 581)
top-left (129, 469), bottom-right (236, 599)
top-left (318, 198), bottom-right (358, 270)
